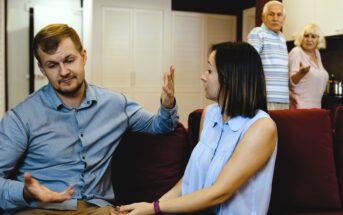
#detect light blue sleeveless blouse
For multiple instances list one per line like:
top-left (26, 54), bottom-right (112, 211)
top-left (182, 103), bottom-right (277, 215)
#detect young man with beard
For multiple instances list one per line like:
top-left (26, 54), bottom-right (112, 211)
top-left (0, 24), bottom-right (178, 214)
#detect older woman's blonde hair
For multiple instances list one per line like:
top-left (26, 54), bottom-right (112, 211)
top-left (294, 24), bottom-right (326, 49)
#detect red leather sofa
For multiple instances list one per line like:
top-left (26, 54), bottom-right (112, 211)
top-left (2, 107), bottom-right (343, 215)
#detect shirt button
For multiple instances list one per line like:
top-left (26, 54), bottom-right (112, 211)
top-left (80, 133), bottom-right (84, 137)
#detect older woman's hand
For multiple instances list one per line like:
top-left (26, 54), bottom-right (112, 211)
top-left (291, 61), bottom-right (311, 85)
top-left (299, 61), bottom-right (310, 75)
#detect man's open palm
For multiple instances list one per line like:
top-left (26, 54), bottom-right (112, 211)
top-left (23, 172), bottom-right (74, 203)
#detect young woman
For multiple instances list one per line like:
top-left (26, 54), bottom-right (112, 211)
top-left (118, 42), bottom-right (277, 215)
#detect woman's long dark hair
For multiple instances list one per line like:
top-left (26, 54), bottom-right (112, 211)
top-left (211, 42), bottom-right (267, 118)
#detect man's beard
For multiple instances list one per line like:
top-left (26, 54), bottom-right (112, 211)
top-left (54, 80), bottom-right (85, 97)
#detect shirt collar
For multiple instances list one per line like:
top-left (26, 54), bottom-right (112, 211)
top-left (46, 82), bottom-right (97, 110)
top-left (212, 106), bottom-right (249, 132)
top-left (227, 115), bottom-right (249, 132)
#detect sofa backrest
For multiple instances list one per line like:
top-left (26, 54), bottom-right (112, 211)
top-left (268, 109), bottom-right (341, 214)
top-left (111, 123), bottom-right (191, 205)
top-left (187, 109), bottom-right (203, 147)
top-left (334, 106), bottom-right (343, 206)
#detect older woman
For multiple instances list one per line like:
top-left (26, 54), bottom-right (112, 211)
top-left (289, 24), bottom-right (328, 109)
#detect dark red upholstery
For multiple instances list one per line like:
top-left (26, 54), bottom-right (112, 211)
top-left (187, 109), bottom-right (203, 147)
top-left (268, 109), bottom-right (340, 214)
top-left (335, 106), bottom-right (343, 205)
top-left (291, 213), bottom-right (343, 215)
top-left (111, 123), bottom-right (191, 205)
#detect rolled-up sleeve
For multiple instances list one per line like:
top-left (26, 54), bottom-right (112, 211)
top-left (124, 95), bottom-right (179, 134)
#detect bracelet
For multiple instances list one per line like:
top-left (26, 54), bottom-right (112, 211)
top-left (153, 200), bottom-right (162, 214)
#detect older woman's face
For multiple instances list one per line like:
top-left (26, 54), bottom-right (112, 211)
top-left (201, 51), bottom-right (220, 102)
top-left (301, 33), bottom-right (319, 52)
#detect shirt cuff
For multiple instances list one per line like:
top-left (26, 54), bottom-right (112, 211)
top-left (9, 180), bottom-right (30, 208)
top-left (160, 98), bottom-right (178, 117)
top-left (159, 98), bottom-right (179, 130)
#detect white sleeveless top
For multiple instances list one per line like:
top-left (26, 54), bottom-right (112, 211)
top-left (182, 104), bottom-right (277, 215)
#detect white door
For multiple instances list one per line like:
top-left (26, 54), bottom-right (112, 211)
top-left (0, 0), bottom-right (5, 116)
top-left (242, 7), bottom-right (255, 42)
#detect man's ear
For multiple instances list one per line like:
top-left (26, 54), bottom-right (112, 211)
top-left (38, 62), bottom-right (46, 76)
top-left (81, 49), bottom-right (87, 65)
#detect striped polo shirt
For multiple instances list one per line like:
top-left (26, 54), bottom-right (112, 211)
top-left (248, 24), bottom-right (289, 104)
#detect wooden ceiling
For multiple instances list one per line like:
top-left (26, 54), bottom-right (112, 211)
top-left (172, 0), bottom-right (256, 15)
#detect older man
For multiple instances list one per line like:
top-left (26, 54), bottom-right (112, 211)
top-left (248, 0), bottom-right (289, 110)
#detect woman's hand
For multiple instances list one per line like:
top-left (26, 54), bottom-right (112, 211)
top-left (118, 202), bottom-right (154, 215)
top-left (299, 62), bottom-right (310, 75)
top-left (291, 61), bottom-right (311, 84)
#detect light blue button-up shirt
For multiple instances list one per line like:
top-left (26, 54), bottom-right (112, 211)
top-left (182, 104), bottom-right (277, 215)
top-left (0, 83), bottom-right (178, 213)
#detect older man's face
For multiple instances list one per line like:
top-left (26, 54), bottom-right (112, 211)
top-left (263, 4), bottom-right (285, 33)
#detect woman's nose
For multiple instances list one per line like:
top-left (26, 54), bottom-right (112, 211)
top-left (200, 73), bottom-right (206, 82)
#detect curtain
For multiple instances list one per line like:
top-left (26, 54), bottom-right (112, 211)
top-left (0, 0), bottom-right (5, 117)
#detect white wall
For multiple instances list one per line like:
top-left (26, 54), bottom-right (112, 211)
top-left (91, 0), bottom-right (236, 125)
top-left (7, 0), bottom-right (81, 108)
top-left (242, 7), bottom-right (255, 42)
top-left (83, 0), bottom-right (93, 82)
top-left (0, 0), bottom-right (5, 117)
top-left (283, 0), bottom-right (343, 40)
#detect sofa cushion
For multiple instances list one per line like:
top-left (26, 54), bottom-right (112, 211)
top-left (187, 109), bottom-right (203, 147)
top-left (334, 106), bottom-right (343, 205)
top-left (268, 109), bottom-right (341, 213)
top-left (291, 212), bottom-right (343, 215)
top-left (111, 123), bottom-right (191, 205)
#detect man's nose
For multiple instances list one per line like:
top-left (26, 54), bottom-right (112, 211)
top-left (60, 64), bottom-right (70, 76)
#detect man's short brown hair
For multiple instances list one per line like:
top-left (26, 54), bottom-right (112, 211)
top-left (33, 24), bottom-right (83, 63)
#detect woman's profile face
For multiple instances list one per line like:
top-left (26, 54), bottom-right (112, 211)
top-left (301, 32), bottom-right (319, 52)
top-left (201, 51), bottom-right (220, 102)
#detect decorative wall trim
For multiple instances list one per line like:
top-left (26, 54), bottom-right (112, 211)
top-left (0, 0), bottom-right (5, 116)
